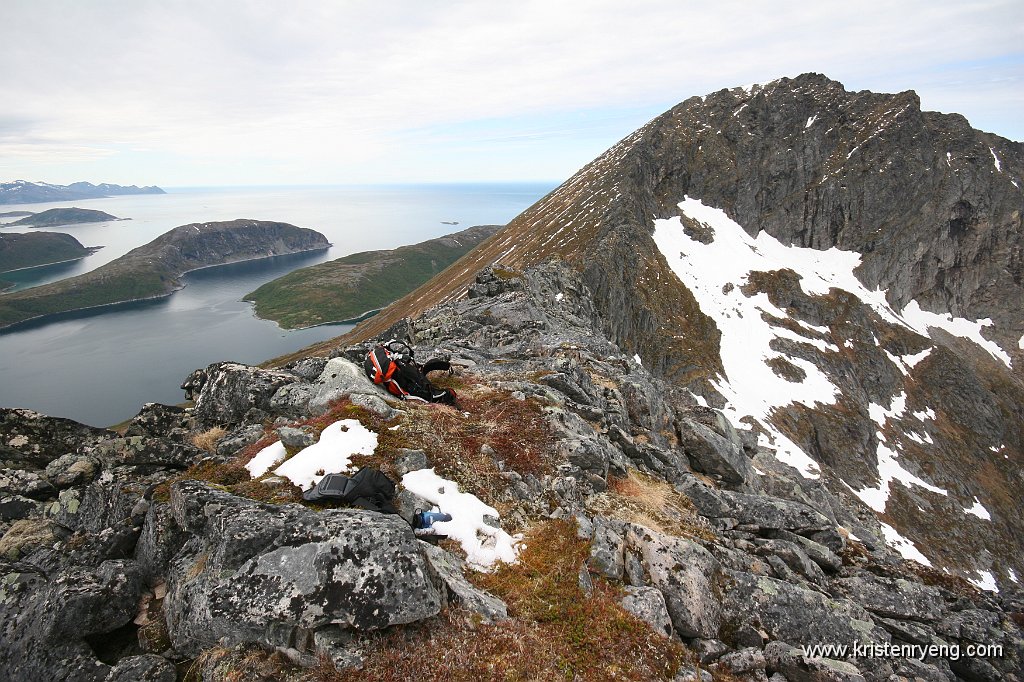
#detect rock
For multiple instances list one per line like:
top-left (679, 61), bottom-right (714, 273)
top-left (0, 559), bottom-right (144, 682)
top-left (717, 647), bottom-right (768, 675)
top-left (674, 665), bottom-right (713, 682)
top-left (419, 542), bottom-right (509, 623)
top-left (163, 481), bottom-right (442, 657)
top-left (624, 523), bottom-right (722, 639)
top-left (350, 393), bottom-right (399, 419)
top-left (677, 476), bottom-right (835, 535)
top-left (678, 417), bottom-right (753, 487)
top-left (720, 570), bottom-right (888, 648)
top-left (394, 487), bottom-right (433, 526)
top-left (216, 424), bottom-right (266, 457)
top-left (763, 640), bottom-right (866, 682)
top-left (124, 403), bottom-right (191, 440)
top-left (694, 638), bottom-right (731, 664)
top-left (0, 467), bottom-right (56, 500)
top-left (774, 529), bottom-right (842, 573)
top-left (0, 408), bottom-right (113, 470)
top-left (104, 654), bottom-right (176, 682)
top-left (285, 356), bottom-right (329, 381)
top-left (276, 426), bottom-right (315, 449)
top-left (621, 585), bottom-right (673, 638)
top-left (588, 516), bottom-right (626, 580)
top-left (182, 362), bottom-right (298, 427)
top-left (0, 495), bottom-right (38, 522)
top-left (305, 358), bottom-right (383, 415)
top-left (46, 478), bottom-right (148, 535)
top-left (754, 538), bottom-right (827, 585)
top-left (44, 453), bottom-right (100, 489)
top-left (394, 449), bottom-right (430, 477)
top-left (0, 518), bottom-right (61, 559)
top-left (832, 576), bottom-right (945, 622)
top-left (91, 436), bottom-right (206, 472)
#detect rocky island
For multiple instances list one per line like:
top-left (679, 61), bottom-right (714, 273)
top-left (0, 232), bottom-right (99, 274)
top-left (0, 219), bottom-right (330, 329)
top-left (244, 224), bottom-right (501, 328)
top-left (0, 180), bottom-right (165, 205)
top-left (8, 207), bottom-right (123, 228)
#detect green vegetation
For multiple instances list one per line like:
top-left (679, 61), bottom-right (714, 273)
top-left (244, 224), bottom-right (501, 328)
top-left (9, 207), bottom-right (121, 227)
top-left (0, 219), bottom-right (328, 329)
top-left (0, 232), bottom-right (95, 274)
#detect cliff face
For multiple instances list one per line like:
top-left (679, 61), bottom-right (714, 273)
top-left (0, 219), bottom-right (329, 329)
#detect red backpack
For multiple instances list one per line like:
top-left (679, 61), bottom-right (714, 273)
top-left (363, 340), bottom-right (457, 404)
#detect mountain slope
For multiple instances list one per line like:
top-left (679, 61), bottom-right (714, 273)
top-left (0, 232), bottom-right (97, 273)
top-left (334, 73), bottom-right (1024, 588)
top-left (0, 180), bottom-right (165, 205)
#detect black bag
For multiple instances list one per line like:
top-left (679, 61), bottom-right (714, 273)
top-left (302, 467), bottom-right (398, 515)
top-left (363, 340), bottom-right (457, 405)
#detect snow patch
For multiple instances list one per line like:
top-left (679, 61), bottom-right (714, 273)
top-left (965, 497), bottom-right (991, 521)
top-left (990, 147), bottom-right (1002, 172)
top-left (879, 522), bottom-right (932, 566)
top-left (805, 115), bottom-right (817, 129)
top-left (273, 419), bottom-right (377, 489)
top-left (246, 441), bottom-right (287, 478)
top-left (555, 292), bottom-right (564, 302)
top-left (854, 439), bottom-right (947, 513)
top-left (971, 570), bottom-right (998, 593)
top-left (401, 468), bottom-right (521, 569)
top-left (1009, 569), bottom-right (1019, 584)
top-left (912, 407), bottom-right (936, 422)
top-left (632, 353), bottom-right (642, 365)
top-left (899, 301), bottom-right (1010, 367)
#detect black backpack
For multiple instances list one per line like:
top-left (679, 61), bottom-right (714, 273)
top-left (363, 340), bottom-right (457, 405)
top-left (302, 467), bottom-right (398, 514)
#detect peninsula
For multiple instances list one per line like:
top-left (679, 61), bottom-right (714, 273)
top-left (0, 180), bottom-right (165, 205)
top-left (8, 207), bottom-right (122, 228)
top-left (245, 224), bottom-right (500, 328)
top-left (0, 219), bottom-right (329, 329)
top-left (0, 232), bottom-right (99, 274)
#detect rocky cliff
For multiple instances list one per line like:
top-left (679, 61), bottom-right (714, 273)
top-left (0, 219), bottom-right (330, 329)
top-left (0, 75), bottom-right (1022, 681)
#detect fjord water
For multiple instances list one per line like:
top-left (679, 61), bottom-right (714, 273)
top-left (0, 183), bottom-right (554, 426)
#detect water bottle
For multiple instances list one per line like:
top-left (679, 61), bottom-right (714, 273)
top-left (414, 510), bottom-right (452, 530)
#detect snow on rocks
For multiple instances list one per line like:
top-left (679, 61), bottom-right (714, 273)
top-left (246, 419), bottom-right (378, 489)
top-left (965, 498), bottom-right (992, 521)
top-left (402, 468), bottom-right (521, 570)
top-left (879, 521), bottom-right (932, 567)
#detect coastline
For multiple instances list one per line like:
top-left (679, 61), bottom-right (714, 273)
top-left (0, 245), bottom-right (331, 333)
top-left (0, 246), bottom-right (104, 275)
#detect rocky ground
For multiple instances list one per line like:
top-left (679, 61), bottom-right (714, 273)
top-left (1, 261), bottom-right (1021, 681)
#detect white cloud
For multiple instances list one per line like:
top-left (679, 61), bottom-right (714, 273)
top-left (1, 0), bottom-right (1021, 184)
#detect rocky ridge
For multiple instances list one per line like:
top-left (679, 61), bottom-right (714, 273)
top-left (0, 181), bottom-right (165, 206)
top-left (0, 259), bottom-right (1021, 680)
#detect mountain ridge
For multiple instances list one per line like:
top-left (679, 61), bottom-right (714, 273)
top-left (0, 180), bottom-right (165, 205)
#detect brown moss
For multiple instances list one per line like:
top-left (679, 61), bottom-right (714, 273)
top-left (192, 426), bottom-right (228, 453)
top-left (589, 469), bottom-right (716, 541)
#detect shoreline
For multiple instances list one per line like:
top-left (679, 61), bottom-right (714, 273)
top-left (0, 246), bottom-right (104, 275)
top-left (0, 245), bottom-right (331, 333)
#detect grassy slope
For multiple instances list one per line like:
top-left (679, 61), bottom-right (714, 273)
top-left (0, 232), bottom-right (93, 273)
top-left (244, 224), bottom-right (500, 328)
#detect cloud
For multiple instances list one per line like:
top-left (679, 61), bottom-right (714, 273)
top-left (1, 0), bottom-right (1021, 184)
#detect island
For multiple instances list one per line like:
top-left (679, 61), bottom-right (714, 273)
top-left (8, 207), bottom-right (123, 228)
top-left (0, 180), bottom-right (165, 205)
top-left (0, 219), bottom-right (330, 329)
top-left (245, 224), bottom-right (500, 328)
top-left (0, 232), bottom-right (99, 274)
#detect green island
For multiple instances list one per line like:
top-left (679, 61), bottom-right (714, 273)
top-left (0, 219), bottom-right (329, 329)
top-left (244, 224), bottom-right (500, 328)
top-left (8, 207), bottom-right (123, 228)
top-left (0, 232), bottom-right (99, 274)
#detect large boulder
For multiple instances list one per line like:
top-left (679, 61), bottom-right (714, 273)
top-left (182, 362), bottom-right (298, 426)
top-left (677, 415), bottom-right (753, 487)
top-left (0, 559), bottom-right (144, 682)
top-left (0, 408), bottom-right (113, 470)
top-left (269, 357), bottom-right (385, 417)
top-left (832, 575), bottom-right (945, 622)
top-left (163, 481), bottom-right (442, 657)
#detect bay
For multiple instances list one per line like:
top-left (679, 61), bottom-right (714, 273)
top-left (0, 183), bottom-right (554, 426)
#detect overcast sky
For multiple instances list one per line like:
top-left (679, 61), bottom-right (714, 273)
top-left (2, 0), bottom-right (1021, 187)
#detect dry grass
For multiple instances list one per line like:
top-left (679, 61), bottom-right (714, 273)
top-left (319, 520), bottom-right (686, 682)
top-left (192, 426), bottom-right (228, 453)
top-left (588, 469), bottom-right (716, 541)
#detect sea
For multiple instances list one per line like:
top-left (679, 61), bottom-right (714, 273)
top-left (0, 183), bottom-right (555, 427)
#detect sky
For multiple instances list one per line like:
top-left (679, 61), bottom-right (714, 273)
top-left (1, 0), bottom-right (1021, 187)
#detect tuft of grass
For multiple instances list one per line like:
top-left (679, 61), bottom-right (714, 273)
top-left (192, 426), bottom-right (228, 453)
top-left (589, 469), bottom-right (716, 541)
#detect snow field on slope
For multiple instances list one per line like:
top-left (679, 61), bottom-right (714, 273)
top-left (402, 468), bottom-right (521, 570)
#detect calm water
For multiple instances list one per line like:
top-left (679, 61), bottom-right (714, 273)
top-left (0, 183), bottom-right (554, 426)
